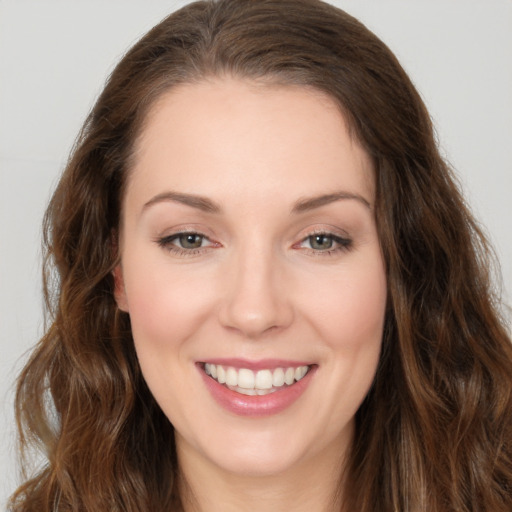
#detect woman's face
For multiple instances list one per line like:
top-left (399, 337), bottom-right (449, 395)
top-left (115, 78), bottom-right (387, 477)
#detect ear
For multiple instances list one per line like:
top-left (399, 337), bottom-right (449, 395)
top-left (113, 264), bottom-right (129, 312)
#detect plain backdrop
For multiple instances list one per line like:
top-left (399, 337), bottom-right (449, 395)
top-left (1, 0), bottom-right (511, 506)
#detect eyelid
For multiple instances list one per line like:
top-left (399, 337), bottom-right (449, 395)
top-left (155, 229), bottom-right (221, 256)
top-left (293, 228), bottom-right (353, 255)
top-left (155, 225), bottom-right (353, 257)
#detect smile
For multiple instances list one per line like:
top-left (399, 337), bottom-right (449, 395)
top-left (204, 363), bottom-right (311, 396)
top-left (198, 359), bottom-right (316, 416)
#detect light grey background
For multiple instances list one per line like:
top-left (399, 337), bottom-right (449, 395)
top-left (1, 0), bottom-right (511, 506)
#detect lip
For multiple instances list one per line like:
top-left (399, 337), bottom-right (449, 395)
top-left (200, 357), bottom-right (313, 371)
top-left (197, 360), bottom-right (317, 417)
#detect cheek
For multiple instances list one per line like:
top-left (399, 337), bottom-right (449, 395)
top-left (300, 256), bottom-right (386, 431)
top-left (121, 259), bottom-right (218, 413)
top-left (122, 258), bottom-right (215, 353)
top-left (301, 257), bottom-right (387, 350)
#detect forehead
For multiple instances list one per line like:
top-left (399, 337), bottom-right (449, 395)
top-left (127, 78), bottom-right (374, 208)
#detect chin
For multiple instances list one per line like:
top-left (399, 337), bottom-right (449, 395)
top-left (188, 418), bottom-right (345, 479)
top-left (208, 440), bottom-right (306, 478)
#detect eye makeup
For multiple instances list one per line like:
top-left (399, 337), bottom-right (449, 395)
top-left (155, 228), bottom-right (353, 259)
top-left (296, 231), bottom-right (353, 256)
top-left (155, 231), bottom-right (219, 257)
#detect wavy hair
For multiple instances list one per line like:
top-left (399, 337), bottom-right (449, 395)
top-left (10, 0), bottom-right (512, 510)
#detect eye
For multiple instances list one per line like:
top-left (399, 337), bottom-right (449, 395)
top-left (175, 233), bottom-right (207, 249)
top-left (307, 234), bottom-right (335, 251)
top-left (156, 231), bottom-right (217, 255)
top-left (298, 232), bottom-right (352, 254)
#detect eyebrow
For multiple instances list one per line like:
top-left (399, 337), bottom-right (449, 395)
top-left (142, 190), bottom-right (371, 216)
top-left (291, 192), bottom-right (371, 213)
top-left (143, 191), bottom-right (222, 214)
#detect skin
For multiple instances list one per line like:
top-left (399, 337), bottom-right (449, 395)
top-left (115, 78), bottom-right (387, 512)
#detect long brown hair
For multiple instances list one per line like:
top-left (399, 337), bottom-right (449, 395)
top-left (10, 1), bottom-right (512, 510)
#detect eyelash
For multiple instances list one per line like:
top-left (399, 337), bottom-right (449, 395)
top-left (297, 231), bottom-right (353, 256)
top-left (156, 232), bottom-right (216, 257)
top-left (156, 230), bottom-right (353, 257)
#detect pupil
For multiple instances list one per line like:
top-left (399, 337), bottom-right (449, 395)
top-left (180, 234), bottom-right (202, 248)
top-left (311, 234), bottom-right (332, 250)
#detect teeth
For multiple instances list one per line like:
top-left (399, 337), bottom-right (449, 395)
top-left (255, 369), bottom-right (273, 389)
top-left (272, 368), bottom-right (285, 387)
top-left (226, 367), bottom-right (237, 386)
top-left (295, 366), bottom-right (307, 380)
top-left (217, 365), bottom-right (226, 384)
top-left (238, 368), bottom-right (255, 389)
top-left (204, 363), bottom-right (311, 392)
top-left (284, 367), bottom-right (295, 385)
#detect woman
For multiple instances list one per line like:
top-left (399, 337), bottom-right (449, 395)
top-left (9, 0), bottom-right (512, 510)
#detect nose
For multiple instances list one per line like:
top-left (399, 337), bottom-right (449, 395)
top-left (218, 246), bottom-right (294, 338)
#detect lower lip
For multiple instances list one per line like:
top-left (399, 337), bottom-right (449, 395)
top-left (198, 365), bottom-right (316, 417)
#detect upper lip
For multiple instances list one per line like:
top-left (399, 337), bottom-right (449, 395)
top-left (199, 358), bottom-right (314, 371)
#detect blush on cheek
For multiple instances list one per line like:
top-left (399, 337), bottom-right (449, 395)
top-left (348, 288), bottom-right (386, 343)
top-left (306, 271), bottom-right (386, 351)
top-left (129, 294), bottom-right (193, 348)
top-left (126, 265), bottom-right (218, 353)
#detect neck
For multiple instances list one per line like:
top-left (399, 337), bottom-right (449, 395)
top-left (176, 433), bottom-right (350, 512)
